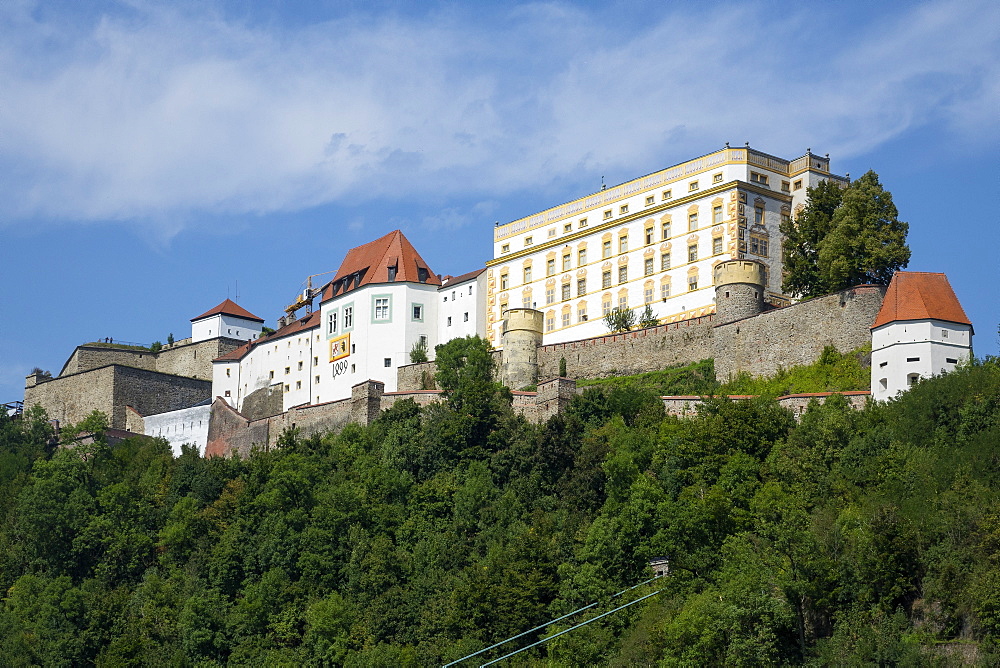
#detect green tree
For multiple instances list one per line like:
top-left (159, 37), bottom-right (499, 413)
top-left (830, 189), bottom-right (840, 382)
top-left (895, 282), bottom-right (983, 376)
top-left (409, 338), bottom-right (428, 363)
top-left (638, 304), bottom-right (659, 329)
top-left (782, 171), bottom-right (909, 297)
top-left (604, 305), bottom-right (636, 333)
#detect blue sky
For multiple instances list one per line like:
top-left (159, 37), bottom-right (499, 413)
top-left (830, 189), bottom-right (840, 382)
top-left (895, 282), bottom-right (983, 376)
top-left (2, 0), bottom-right (999, 402)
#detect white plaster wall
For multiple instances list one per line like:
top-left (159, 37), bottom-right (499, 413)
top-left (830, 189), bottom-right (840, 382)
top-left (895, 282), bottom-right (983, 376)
top-left (145, 404), bottom-right (211, 457)
top-left (439, 274), bottom-right (485, 343)
top-left (192, 314), bottom-right (262, 343)
top-left (191, 314), bottom-right (222, 343)
top-left (212, 361), bottom-right (240, 405)
top-left (872, 320), bottom-right (973, 401)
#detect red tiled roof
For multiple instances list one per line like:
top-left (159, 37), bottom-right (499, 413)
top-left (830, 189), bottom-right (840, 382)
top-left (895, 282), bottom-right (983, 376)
top-left (320, 230), bottom-right (440, 302)
top-left (191, 299), bottom-right (264, 323)
top-left (440, 267), bottom-right (485, 288)
top-left (213, 311), bottom-right (321, 362)
top-left (871, 272), bottom-right (972, 330)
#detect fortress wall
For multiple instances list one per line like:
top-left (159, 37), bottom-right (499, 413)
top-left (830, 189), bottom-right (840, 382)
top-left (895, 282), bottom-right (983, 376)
top-left (241, 384), bottom-right (285, 421)
top-left (110, 367), bottom-right (211, 429)
top-left (713, 286), bottom-right (885, 380)
top-left (155, 337), bottom-right (245, 380)
top-left (537, 316), bottom-right (716, 380)
top-left (24, 366), bottom-right (118, 428)
top-left (63, 346), bottom-right (158, 375)
top-left (396, 362), bottom-right (439, 391)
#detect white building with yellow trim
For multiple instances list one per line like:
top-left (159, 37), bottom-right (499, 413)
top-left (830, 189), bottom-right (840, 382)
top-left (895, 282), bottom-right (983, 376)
top-left (485, 145), bottom-right (846, 346)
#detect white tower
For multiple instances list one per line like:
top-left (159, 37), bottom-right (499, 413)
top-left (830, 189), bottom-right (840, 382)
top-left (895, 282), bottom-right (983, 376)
top-left (871, 272), bottom-right (973, 401)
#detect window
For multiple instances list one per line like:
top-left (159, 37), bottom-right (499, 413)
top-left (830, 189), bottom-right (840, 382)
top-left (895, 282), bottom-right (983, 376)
top-left (564, 223), bottom-right (572, 233)
top-left (688, 212), bottom-right (698, 231)
top-left (524, 236), bottom-right (533, 247)
top-left (907, 357), bottom-right (920, 362)
top-left (602, 297), bottom-right (612, 315)
top-left (946, 357), bottom-right (958, 364)
top-left (328, 312), bottom-right (337, 334)
top-left (546, 287), bottom-right (555, 304)
top-left (447, 316), bottom-right (452, 327)
top-left (500, 302), bottom-right (508, 314)
top-left (688, 244), bottom-right (698, 262)
top-left (578, 248), bottom-right (587, 265)
top-left (562, 283), bottom-right (571, 300)
top-left (315, 375), bottom-right (320, 384)
top-left (644, 258), bottom-right (654, 275)
top-left (464, 312), bottom-right (469, 322)
top-left (713, 172), bottom-right (723, 183)
top-left (548, 228), bottom-right (556, 237)
top-left (374, 297), bottom-right (390, 320)
top-left (547, 258), bottom-right (556, 276)
top-left (618, 266), bottom-right (628, 284)
top-left (387, 265), bottom-right (397, 282)
top-left (662, 189), bottom-right (672, 200)
top-left (620, 204), bottom-right (629, 214)
top-left (688, 275), bottom-right (698, 291)
top-left (689, 181), bottom-right (699, 192)
top-left (578, 305), bottom-right (588, 322)
top-left (793, 180), bottom-right (802, 190)
top-left (577, 278), bottom-right (586, 296)
top-left (754, 206), bottom-right (764, 224)
top-left (523, 296), bottom-right (532, 308)
top-left (661, 252), bottom-right (671, 270)
top-left (418, 267), bottom-right (429, 283)
top-left (604, 209), bottom-right (613, 219)
top-left (662, 221), bottom-right (671, 240)
top-left (781, 212), bottom-right (791, 226)
top-left (644, 286), bottom-right (654, 303)
top-left (226, 368), bottom-right (230, 377)
top-left (522, 266), bottom-right (532, 284)
top-left (384, 358), bottom-right (392, 368)
top-left (412, 304), bottom-right (423, 321)
top-left (619, 294), bottom-right (628, 309)
top-left (600, 240), bottom-right (612, 259)
top-left (562, 312), bottom-right (570, 327)
top-left (750, 237), bottom-right (760, 254)
top-left (661, 282), bottom-right (671, 299)
top-left (908, 373), bottom-right (920, 387)
top-left (546, 314), bottom-right (554, 331)
top-left (942, 330), bottom-right (949, 338)
top-left (713, 205), bottom-right (723, 224)
top-left (502, 244), bottom-right (510, 253)
top-left (645, 227), bottom-right (654, 245)
top-left (297, 361), bottom-right (303, 371)
top-left (269, 370), bottom-right (274, 380)
top-left (500, 273), bottom-right (509, 290)
top-left (563, 254), bottom-right (571, 271)
top-left (296, 380), bottom-right (302, 390)
top-left (646, 195), bottom-right (655, 206)
top-left (781, 181), bottom-right (790, 193)
top-left (602, 270), bottom-right (612, 288)
top-left (579, 218), bottom-right (588, 228)
top-left (284, 384), bottom-right (290, 392)
top-left (314, 356), bottom-right (318, 365)
top-left (760, 239), bottom-right (769, 256)
top-left (343, 306), bottom-right (353, 328)
top-left (619, 236), bottom-right (628, 253)
top-left (713, 237), bottom-right (723, 255)
top-left (750, 172), bottom-right (769, 186)
top-left (285, 366), bottom-right (290, 375)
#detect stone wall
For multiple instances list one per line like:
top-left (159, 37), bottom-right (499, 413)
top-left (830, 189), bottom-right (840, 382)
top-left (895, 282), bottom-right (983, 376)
top-left (61, 346), bottom-right (157, 376)
top-left (396, 362), bottom-right (439, 391)
top-left (241, 383), bottom-right (284, 421)
top-left (713, 285), bottom-right (885, 380)
top-left (24, 365), bottom-right (211, 430)
top-left (56, 338), bottom-right (245, 382)
top-left (660, 391), bottom-right (871, 421)
top-left (537, 316), bottom-right (716, 380)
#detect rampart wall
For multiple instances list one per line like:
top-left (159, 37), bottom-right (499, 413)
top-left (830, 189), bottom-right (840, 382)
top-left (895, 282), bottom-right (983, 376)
top-left (396, 362), bottom-right (439, 392)
top-left (57, 338), bottom-right (245, 382)
top-left (713, 286), bottom-right (885, 380)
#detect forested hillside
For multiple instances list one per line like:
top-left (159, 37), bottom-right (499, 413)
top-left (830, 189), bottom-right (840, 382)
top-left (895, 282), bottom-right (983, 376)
top-left (1, 357), bottom-right (999, 665)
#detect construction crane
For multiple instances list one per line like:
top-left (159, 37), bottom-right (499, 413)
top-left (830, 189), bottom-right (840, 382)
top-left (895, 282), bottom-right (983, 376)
top-left (285, 271), bottom-right (336, 319)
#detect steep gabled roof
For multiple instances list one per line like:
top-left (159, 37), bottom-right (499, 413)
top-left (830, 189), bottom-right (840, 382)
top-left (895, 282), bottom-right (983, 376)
top-left (213, 311), bottom-right (321, 363)
top-left (872, 272), bottom-right (972, 330)
top-left (320, 230), bottom-right (440, 303)
top-left (191, 299), bottom-right (264, 323)
top-left (440, 267), bottom-right (486, 288)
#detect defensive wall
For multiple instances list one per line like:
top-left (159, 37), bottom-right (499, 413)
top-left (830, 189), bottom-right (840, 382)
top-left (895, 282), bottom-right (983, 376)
top-left (57, 338), bottom-right (245, 381)
top-left (24, 364), bottom-right (211, 430)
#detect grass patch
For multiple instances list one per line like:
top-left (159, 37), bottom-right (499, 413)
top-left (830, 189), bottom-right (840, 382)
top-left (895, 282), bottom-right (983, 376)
top-left (84, 342), bottom-right (152, 351)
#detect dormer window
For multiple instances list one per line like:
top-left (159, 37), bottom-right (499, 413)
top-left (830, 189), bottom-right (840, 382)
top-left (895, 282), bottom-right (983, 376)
top-left (418, 267), bottom-right (429, 283)
top-left (387, 265), bottom-right (397, 282)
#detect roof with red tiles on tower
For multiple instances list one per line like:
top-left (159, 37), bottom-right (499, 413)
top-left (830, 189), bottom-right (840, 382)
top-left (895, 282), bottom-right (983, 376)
top-left (871, 272), bottom-right (972, 331)
top-left (191, 299), bottom-right (265, 323)
top-left (320, 230), bottom-right (441, 302)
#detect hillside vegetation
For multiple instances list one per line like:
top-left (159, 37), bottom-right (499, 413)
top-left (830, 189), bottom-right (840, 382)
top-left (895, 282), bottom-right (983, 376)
top-left (1, 357), bottom-right (998, 665)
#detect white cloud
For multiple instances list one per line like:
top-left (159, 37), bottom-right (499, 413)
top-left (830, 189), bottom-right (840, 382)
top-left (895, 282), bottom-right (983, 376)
top-left (0, 0), bottom-right (996, 230)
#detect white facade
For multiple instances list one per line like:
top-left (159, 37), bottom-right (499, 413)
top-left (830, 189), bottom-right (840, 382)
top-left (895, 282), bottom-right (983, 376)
top-left (438, 271), bottom-right (488, 343)
top-left (192, 313), bottom-right (263, 343)
top-left (144, 402), bottom-right (211, 456)
top-left (872, 319), bottom-right (972, 401)
top-left (485, 147), bottom-right (843, 346)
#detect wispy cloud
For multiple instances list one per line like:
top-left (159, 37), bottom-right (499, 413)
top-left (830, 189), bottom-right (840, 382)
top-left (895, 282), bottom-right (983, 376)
top-left (0, 0), bottom-right (996, 230)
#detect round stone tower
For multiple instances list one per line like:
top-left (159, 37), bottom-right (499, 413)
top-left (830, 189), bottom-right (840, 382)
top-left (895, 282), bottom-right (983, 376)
top-left (714, 259), bottom-right (767, 324)
top-left (500, 308), bottom-right (544, 390)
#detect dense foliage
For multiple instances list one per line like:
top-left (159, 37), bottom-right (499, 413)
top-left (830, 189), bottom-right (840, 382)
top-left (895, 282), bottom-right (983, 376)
top-left (781, 172), bottom-right (910, 297)
top-left (1, 359), bottom-right (999, 665)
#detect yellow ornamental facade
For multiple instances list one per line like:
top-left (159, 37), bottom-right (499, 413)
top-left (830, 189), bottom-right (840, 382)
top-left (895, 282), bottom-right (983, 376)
top-left (485, 145), bottom-right (845, 346)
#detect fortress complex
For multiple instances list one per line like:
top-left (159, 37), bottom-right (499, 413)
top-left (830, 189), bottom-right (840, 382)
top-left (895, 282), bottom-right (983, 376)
top-left (21, 144), bottom-right (974, 456)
